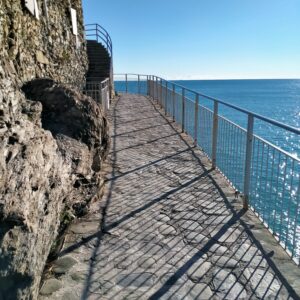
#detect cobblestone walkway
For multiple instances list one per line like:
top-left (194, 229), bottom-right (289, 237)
top-left (39, 94), bottom-right (300, 299)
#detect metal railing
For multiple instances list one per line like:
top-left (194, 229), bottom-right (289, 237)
top-left (83, 78), bottom-right (110, 112)
top-left (114, 73), bottom-right (149, 96)
top-left (85, 23), bottom-right (113, 58)
top-left (114, 73), bottom-right (300, 265)
top-left (85, 23), bottom-right (114, 96)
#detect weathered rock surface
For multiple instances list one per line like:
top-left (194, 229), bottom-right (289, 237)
top-left (0, 80), bottom-right (109, 299)
top-left (0, 0), bottom-right (110, 297)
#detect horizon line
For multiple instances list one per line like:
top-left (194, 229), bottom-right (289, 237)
top-left (165, 77), bottom-right (300, 81)
top-left (114, 73), bottom-right (300, 81)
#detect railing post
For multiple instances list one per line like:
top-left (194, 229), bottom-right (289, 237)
top-left (172, 84), bottom-right (175, 121)
top-left (182, 88), bottom-right (185, 133)
top-left (212, 101), bottom-right (219, 168)
top-left (146, 75), bottom-right (149, 96)
top-left (96, 24), bottom-right (98, 43)
top-left (125, 74), bottom-right (128, 93)
top-left (148, 75), bottom-right (150, 96)
top-left (194, 94), bottom-right (199, 146)
top-left (165, 82), bottom-right (168, 115)
top-left (149, 75), bottom-right (151, 97)
top-left (150, 75), bottom-right (154, 100)
top-left (138, 75), bottom-right (140, 95)
top-left (99, 83), bottom-right (103, 105)
top-left (154, 77), bottom-right (157, 101)
top-left (159, 79), bottom-right (163, 107)
top-left (152, 76), bottom-right (155, 99)
top-left (243, 114), bottom-right (254, 210)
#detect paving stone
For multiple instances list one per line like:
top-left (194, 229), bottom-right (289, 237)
top-left (172, 203), bottom-right (196, 212)
top-left (244, 268), bottom-right (282, 299)
top-left (139, 242), bottom-right (164, 255)
top-left (158, 223), bottom-right (177, 236)
top-left (89, 280), bottom-right (114, 295)
top-left (161, 236), bottom-right (185, 250)
top-left (61, 291), bottom-right (80, 300)
top-left (186, 282), bottom-right (214, 299)
top-left (208, 243), bottom-right (229, 256)
top-left (40, 278), bottom-right (62, 295)
top-left (104, 237), bottom-right (131, 251)
top-left (210, 227), bottom-right (241, 243)
top-left (114, 254), bottom-right (133, 269)
top-left (126, 230), bottom-right (155, 241)
top-left (184, 231), bottom-right (209, 245)
top-left (177, 220), bottom-right (203, 232)
top-left (210, 256), bottom-right (238, 268)
top-left (202, 202), bottom-right (221, 210)
top-left (116, 272), bottom-right (156, 287)
top-left (213, 269), bottom-right (247, 299)
top-left (70, 270), bottom-right (87, 282)
top-left (158, 289), bottom-right (186, 300)
top-left (52, 256), bottom-right (78, 274)
top-left (138, 257), bottom-right (157, 269)
top-left (93, 255), bottom-right (109, 268)
top-left (233, 243), bottom-right (266, 267)
top-left (175, 212), bottom-right (207, 222)
top-left (159, 272), bottom-right (187, 286)
top-left (187, 259), bottom-right (212, 282)
top-left (155, 213), bottom-right (171, 222)
top-left (69, 221), bottom-right (99, 234)
top-left (203, 215), bottom-right (232, 225)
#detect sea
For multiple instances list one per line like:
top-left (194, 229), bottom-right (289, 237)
top-left (172, 79), bottom-right (300, 157)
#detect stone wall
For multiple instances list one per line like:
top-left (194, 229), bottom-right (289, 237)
top-left (0, 0), bottom-right (88, 85)
top-left (0, 1), bottom-right (109, 299)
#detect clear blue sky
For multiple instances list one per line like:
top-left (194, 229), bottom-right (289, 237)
top-left (83, 0), bottom-right (300, 79)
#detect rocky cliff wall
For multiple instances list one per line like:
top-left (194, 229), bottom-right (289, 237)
top-left (0, 1), bottom-right (110, 299)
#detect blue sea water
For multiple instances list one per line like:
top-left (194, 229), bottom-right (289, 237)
top-left (172, 79), bottom-right (300, 157)
top-left (115, 79), bottom-right (300, 260)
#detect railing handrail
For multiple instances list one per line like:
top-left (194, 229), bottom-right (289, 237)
top-left (115, 73), bottom-right (300, 135)
top-left (149, 75), bottom-right (300, 136)
top-left (85, 23), bottom-right (113, 45)
top-left (85, 23), bottom-right (111, 40)
top-left (114, 73), bottom-right (300, 161)
top-left (84, 78), bottom-right (110, 89)
top-left (85, 23), bottom-right (113, 58)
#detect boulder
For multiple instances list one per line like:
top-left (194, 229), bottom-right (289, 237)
top-left (0, 79), bottom-right (109, 299)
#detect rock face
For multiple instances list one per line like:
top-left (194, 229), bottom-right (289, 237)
top-left (0, 79), bottom-right (109, 299)
top-left (0, 1), bottom-right (109, 299)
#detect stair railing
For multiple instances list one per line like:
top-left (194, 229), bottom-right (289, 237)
top-left (85, 23), bottom-right (114, 98)
top-left (85, 23), bottom-right (113, 58)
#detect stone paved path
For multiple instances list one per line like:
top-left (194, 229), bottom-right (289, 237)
top-left (39, 94), bottom-right (300, 300)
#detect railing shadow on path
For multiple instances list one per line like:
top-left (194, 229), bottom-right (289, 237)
top-left (58, 94), bottom-right (299, 300)
top-left (147, 97), bottom-right (300, 300)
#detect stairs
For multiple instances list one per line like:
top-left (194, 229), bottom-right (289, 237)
top-left (86, 40), bottom-right (112, 83)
